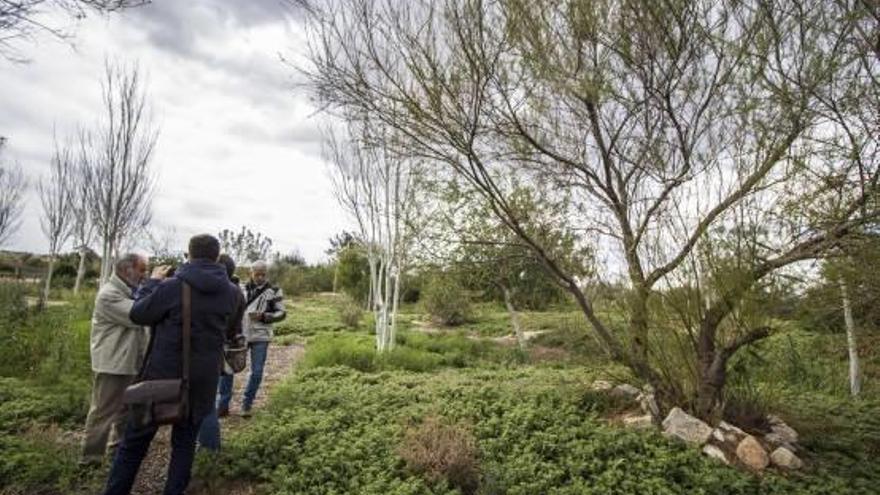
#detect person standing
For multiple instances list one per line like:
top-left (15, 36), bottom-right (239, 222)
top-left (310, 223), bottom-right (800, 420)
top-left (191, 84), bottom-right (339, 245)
top-left (197, 254), bottom-right (245, 451)
top-left (81, 254), bottom-right (149, 465)
top-left (102, 235), bottom-right (236, 495)
top-left (217, 260), bottom-right (285, 417)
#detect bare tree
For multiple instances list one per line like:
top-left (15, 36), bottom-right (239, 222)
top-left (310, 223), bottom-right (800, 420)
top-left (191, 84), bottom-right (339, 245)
top-left (83, 60), bottom-right (157, 284)
top-left (0, 138), bottom-right (26, 247)
top-left (218, 226), bottom-right (273, 265)
top-left (0, 1), bottom-right (149, 62)
top-left (69, 151), bottom-right (96, 294)
top-left (38, 137), bottom-right (75, 306)
top-left (325, 121), bottom-right (420, 352)
top-left (298, 0), bottom-right (879, 418)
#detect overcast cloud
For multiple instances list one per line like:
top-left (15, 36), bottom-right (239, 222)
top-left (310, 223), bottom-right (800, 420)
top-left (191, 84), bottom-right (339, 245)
top-left (0, 0), bottom-right (346, 263)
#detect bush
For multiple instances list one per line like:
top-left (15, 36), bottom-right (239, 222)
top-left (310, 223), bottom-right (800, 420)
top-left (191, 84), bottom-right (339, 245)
top-left (379, 347), bottom-right (442, 373)
top-left (337, 246), bottom-right (371, 304)
top-left (399, 415), bottom-right (479, 494)
top-left (203, 366), bottom-right (850, 495)
top-left (423, 274), bottom-right (471, 326)
top-left (339, 298), bottom-right (364, 329)
top-left (0, 281), bottom-right (28, 324)
top-left (302, 334), bottom-right (376, 372)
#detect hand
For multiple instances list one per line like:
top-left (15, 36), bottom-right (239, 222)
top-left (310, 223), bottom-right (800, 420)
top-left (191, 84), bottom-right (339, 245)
top-left (248, 312), bottom-right (263, 322)
top-left (151, 265), bottom-right (172, 280)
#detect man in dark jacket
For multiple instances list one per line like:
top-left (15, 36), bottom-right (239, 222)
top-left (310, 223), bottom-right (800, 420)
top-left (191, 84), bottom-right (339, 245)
top-left (102, 235), bottom-right (237, 495)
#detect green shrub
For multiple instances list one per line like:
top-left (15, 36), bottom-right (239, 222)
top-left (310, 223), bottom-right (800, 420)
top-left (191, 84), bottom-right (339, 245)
top-left (0, 281), bottom-right (28, 324)
top-left (337, 245), bottom-right (371, 304)
top-left (0, 430), bottom-right (102, 494)
top-left (379, 347), bottom-right (442, 373)
top-left (339, 298), bottom-right (364, 329)
top-left (303, 334), bottom-right (377, 372)
top-left (0, 289), bottom-right (94, 380)
top-left (202, 367), bottom-right (849, 495)
top-left (423, 274), bottom-right (471, 326)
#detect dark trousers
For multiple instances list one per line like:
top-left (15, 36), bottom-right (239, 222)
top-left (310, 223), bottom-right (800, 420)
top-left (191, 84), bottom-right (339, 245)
top-left (102, 416), bottom-right (203, 495)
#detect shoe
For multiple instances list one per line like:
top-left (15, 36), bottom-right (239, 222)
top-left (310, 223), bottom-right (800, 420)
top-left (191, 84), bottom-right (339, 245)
top-left (217, 406), bottom-right (229, 418)
top-left (241, 407), bottom-right (252, 418)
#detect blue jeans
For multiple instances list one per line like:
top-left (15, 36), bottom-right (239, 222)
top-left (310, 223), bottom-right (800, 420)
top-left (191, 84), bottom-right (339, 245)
top-left (103, 417), bottom-right (203, 495)
top-left (244, 342), bottom-right (269, 409)
top-left (197, 405), bottom-right (221, 451)
top-left (214, 342), bottom-right (268, 411)
top-left (217, 374), bottom-right (234, 411)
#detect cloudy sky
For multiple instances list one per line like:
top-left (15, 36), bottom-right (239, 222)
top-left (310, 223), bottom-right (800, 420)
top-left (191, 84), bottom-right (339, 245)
top-left (0, 0), bottom-right (349, 263)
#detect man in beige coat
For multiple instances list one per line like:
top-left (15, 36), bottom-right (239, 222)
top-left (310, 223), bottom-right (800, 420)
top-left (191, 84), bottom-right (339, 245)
top-left (81, 253), bottom-right (150, 464)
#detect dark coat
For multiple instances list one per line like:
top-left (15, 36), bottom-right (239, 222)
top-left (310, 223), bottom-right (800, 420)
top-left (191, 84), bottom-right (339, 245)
top-left (130, 260), bottom-right (237, 421)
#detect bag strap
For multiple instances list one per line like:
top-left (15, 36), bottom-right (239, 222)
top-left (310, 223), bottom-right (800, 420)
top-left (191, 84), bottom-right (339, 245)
top-left (182, 282), bottom-right (192, 387)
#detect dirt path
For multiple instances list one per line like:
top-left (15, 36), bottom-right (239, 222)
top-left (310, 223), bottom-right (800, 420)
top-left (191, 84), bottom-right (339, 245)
top-left (129, 343), bottom-right (305, 495)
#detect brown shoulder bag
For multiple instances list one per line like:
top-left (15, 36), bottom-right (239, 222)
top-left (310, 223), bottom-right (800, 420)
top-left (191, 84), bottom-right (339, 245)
top-left (123, 282), bottom-right (192, 427)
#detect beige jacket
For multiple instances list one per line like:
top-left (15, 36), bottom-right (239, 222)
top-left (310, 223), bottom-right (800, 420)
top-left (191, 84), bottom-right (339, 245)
top-left (89, 273), bottom-right (149, 375)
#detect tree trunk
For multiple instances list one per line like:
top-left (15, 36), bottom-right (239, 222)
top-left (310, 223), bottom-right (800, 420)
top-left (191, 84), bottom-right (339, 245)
top-left (99, 238), bottom-right (112, 285)
top-left (73, 246), bottom-right (87, 295)
top-left (389, 266), bottom-right (401, 352)
top-left (839, 278), bottom-right (861, 397)
top-left (332, 262), bottom-right (339, 293)
top-left (40, 255), bottom-right (56, 311)
top-left (501, 285), bottom-right (525, 350)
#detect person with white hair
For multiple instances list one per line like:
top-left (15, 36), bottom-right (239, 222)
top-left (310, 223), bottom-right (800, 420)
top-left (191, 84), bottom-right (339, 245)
top-left (81, 253), bottom-right (149, 464)
top-left (216, 260), bottom-right (286, 417)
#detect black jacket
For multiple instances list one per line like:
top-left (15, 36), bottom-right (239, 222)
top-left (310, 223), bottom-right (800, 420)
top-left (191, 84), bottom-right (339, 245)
top-left (130, 260), bottom-right (237, 421)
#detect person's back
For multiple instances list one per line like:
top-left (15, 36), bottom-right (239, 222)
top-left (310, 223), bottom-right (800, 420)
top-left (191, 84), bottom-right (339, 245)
top-left (134, 259), bottom-right (235, 420)
top-left (102, 235), bottom-right (236, 495)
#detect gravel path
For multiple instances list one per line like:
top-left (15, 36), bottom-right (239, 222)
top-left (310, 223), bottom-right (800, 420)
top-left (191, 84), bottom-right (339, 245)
top-left (129, 343), bottom-right (304, 495)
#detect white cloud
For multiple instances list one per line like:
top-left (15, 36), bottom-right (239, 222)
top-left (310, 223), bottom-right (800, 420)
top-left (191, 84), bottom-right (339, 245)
top-left (0, 1), bottom-right (347, 263)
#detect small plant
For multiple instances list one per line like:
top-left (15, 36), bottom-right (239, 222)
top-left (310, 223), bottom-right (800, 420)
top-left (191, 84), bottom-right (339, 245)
top-left (423, 274), bottom-right (470, 326)
top-left (399, 415), bottom-right (480, 494)
top-left (339, 298), bottom-right (363, 329)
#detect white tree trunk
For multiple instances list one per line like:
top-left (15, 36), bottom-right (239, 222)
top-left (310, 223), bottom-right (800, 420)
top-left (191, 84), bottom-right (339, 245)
top-left (100, 238), bottom-right (113, 285)
top-left (73, 246), bottom-right (87, 295)
top-left (839, 278), bottom-right (861, 397)
top-left (40, 256), bottom-right (56, 310)
top-left (389, 268), bottom-right (401, 351)
top-left (502, 285), bottom-right (526, 350)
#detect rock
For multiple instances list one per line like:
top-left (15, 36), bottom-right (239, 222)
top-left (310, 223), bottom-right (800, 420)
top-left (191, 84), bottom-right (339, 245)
top-left (637, 391), bottom-right (660, 419)
top-left (714, 421), bottom-right (747, 445)
top-left (719, 421), bottom-right (746, 437)
top-left (591, 380), bottom-right (613, 391)
top-left (736, 435), bottom-right (770, 471)
top-left (770, 447), bottom-right (803, 470)
top-left (622, 414), bottom-right (654, 430)
top-left (702, 443), bottom-right (729, 464)
top-left (662, 407), bottom-right (713, 445)
top-left (611, 383), bottom-right (641, 399)
top-left (765, 416), bottom-right (799, 447)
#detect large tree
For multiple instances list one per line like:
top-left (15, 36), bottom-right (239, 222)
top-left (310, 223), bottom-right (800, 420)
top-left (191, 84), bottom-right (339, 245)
top-left (38, 138), bottom-right (75, 306)
top-left (298, 0), bottom-right (879, 418)
top-left (83, 61), bottom-right (157, 284)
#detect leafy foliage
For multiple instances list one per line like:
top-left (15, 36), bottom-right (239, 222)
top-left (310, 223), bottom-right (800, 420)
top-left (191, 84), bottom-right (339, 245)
top-left (423, 273), bottom-right (471, 326)
top-left (201, 366), bottom-right (860, 495)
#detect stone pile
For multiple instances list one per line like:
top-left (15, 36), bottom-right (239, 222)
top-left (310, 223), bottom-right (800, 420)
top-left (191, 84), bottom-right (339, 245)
top-left (592, 380), bottom-right (805, 472)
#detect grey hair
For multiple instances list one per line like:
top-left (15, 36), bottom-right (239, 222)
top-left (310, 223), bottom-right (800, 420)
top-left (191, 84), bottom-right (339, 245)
top-left (116, 253), bottom-right (144, 274)
top-left (251, 260), bottom-right (268, 272)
